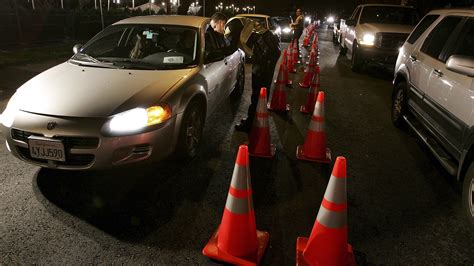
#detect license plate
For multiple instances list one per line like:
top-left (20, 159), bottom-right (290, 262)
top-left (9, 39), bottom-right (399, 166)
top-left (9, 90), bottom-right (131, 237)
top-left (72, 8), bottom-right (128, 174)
top-left (29, 136), bottom-right (65, 162)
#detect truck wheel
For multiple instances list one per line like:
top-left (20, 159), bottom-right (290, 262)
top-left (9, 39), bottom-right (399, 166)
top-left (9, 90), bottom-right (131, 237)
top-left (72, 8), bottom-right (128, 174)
top-left (463, 163), bottom-right (474, 230)
top-left (351, 43), bottom-right (363, 72)
top-left (391, 81), bottom-right (408, 128)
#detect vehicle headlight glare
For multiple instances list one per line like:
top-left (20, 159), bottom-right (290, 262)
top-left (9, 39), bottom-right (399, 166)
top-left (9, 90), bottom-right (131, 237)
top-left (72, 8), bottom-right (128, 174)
top-left (1, 101), bottom-right (19, 128)
top-left (109, 105), bottom-right (172, 133)
top-left (361, 33), bottom-right (375, 46)
top-left (327, 16), bottom-right (335, 23)
top-left (283, 27), bottom-right (291, 33)
top-left (305, 16), bottom-right (311, 23)
top-left (274, 27), bottom-right (281, 34)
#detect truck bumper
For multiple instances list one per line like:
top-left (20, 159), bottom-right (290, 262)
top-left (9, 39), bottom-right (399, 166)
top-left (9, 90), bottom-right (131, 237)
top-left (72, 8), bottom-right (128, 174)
top-left (358, 46), bottom-right (399, 66)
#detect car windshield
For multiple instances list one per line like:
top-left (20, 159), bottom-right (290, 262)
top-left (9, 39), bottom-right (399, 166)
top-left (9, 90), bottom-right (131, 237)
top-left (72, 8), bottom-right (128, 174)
top-left (359, 6), bottom-right (419, 25)
top-left (244, 16), bottom-right (268, 28)
top-left (71, 24), bottom-right (199, 70)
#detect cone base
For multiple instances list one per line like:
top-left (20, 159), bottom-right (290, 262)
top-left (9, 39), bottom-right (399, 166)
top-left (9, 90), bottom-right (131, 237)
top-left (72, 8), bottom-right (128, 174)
top-left (299, 105), bottom-right (313, 114)
top-left (249, 144), bottom-right (276, 158)
top-left (296, 145), bottom-right (331, 163)
top-left (295, 237), bottom-right (356, 266)
top-left (203, 229), bottom-right (270, 266)
top-left (298, 82), bottom-right (310, 89)
top-left (268, 103), bottom-right (291, 113)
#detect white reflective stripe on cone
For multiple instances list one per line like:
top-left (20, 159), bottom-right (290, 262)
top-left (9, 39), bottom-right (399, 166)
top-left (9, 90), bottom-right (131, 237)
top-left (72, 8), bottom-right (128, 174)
top-left (231, 165), bottom-right (250, 190)
top-left (225, 193), bottom-right (252, 214)
top-left (312, 101), bottom-right (325, 118)
top-left (323, 175), bottom-right (347, 204)
top-left (308, 120), bottom-right (325, 132)
top-left (316, 205), bottom-right (347, 229)
top-left (254, 115), bottom-right (269, 128)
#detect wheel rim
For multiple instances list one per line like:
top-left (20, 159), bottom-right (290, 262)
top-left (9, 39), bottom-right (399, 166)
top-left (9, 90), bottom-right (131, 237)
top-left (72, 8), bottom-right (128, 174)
top-left (393, 89), bottom-right (404, 121)
top-left (185, 109), bottom-right (202, 155)
top-left (469, 177), bottom-right (474, 217)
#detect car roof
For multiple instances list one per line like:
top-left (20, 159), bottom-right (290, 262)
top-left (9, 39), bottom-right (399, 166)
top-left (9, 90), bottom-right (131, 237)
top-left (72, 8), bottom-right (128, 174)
top-left (358, 4), bottom-right (415, 8)
top-left (114, 15), bottom-right (209, 28)
top-left (428, 8), bottom-right (474, 16)
top-left (236, 14), bottom-right (270, 19)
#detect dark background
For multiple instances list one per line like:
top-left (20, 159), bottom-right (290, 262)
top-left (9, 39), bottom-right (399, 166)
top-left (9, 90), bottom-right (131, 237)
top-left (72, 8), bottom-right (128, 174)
top-left (0, 0), bottom-right (473, 46)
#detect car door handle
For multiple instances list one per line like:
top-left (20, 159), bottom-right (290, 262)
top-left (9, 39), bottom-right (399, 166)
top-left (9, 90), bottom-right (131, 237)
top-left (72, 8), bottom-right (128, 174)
top-left (433, 69), bottom-right (443, 77)
top-left (224, 59), bottom-right (228, 65)
top-left (409, 55), bottom-right (417, 62)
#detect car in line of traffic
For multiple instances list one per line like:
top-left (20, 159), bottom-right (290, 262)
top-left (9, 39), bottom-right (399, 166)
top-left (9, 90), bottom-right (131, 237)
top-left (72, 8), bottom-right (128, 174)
top-left (390, 8), bottom-right (474, 229)
top-left (0, 15), bottom-right (245, 170)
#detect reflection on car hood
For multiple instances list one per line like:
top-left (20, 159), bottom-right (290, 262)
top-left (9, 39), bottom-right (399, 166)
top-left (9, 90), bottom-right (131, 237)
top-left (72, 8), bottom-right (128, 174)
top-left (14, 62), bottom-right (192, 118)
top-left (358, 23), bottom-right (414, 34)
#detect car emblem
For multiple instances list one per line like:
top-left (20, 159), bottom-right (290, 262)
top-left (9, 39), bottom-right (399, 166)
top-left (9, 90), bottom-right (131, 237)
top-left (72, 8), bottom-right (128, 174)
top-left (47, 122), bottom-right (57, 130)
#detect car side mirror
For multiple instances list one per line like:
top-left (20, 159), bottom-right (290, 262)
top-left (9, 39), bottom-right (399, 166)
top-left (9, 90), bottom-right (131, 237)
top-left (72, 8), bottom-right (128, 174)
top-left (446, 55), bottom-right (474, 77)
top-left (73, 44), bottom-right (83, 54)
top-left (205, 49), bottom-right (225, 64)
top-left (345, 19), bottom-right (356, 26)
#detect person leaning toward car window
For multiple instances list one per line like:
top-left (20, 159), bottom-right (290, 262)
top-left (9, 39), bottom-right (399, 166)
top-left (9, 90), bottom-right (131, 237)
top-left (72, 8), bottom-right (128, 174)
top-left (290, 8), bottom-right (304, 48)
top-left (210, 12), bottom-right (280, 133)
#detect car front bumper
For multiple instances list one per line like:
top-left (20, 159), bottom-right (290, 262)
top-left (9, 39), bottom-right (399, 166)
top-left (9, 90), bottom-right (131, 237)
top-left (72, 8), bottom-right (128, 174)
top-left (358, 46), bottom-right (399, 65)
top-left (1, 110), bottom-right (181, 170)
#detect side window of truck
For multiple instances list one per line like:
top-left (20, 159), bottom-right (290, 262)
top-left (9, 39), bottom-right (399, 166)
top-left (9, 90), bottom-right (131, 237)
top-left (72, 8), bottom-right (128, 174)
top-left (445, 18), bottom-right (474, 59)
top-left (407, 15), bottom-right (439, 44)
top-left (420, 16), bottom-right (463, 62)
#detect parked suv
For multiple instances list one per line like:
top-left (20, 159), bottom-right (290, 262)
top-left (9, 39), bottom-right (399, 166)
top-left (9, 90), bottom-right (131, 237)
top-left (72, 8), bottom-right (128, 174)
top-left (391, 9), bottom-right (474, 228)
top-left (339, 4), bottom-right (419, 71)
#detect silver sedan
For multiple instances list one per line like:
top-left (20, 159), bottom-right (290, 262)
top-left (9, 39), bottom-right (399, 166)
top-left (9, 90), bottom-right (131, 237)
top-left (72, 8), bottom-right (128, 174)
top-left (0, 15), bottom-right (245, 170)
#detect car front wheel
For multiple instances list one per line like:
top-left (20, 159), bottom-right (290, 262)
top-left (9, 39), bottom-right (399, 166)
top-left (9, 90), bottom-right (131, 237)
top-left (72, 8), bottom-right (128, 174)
top-left (176, 99), bottom-right (205, 159)
top-left (391, 81), bottom-right (408, 128)
top-left (463, 162), bottom-right (474, 230)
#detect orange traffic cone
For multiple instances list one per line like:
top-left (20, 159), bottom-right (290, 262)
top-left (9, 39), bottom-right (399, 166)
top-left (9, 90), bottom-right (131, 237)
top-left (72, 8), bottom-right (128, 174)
top-left (296, 156), bottom-right (356, 266)
top-left (203, 145), bottom-right (269, 265)
top-left (268, 66), bottom-right (291, 112)
top-left (293, 39), bottom-right (300, 63)
top-left (279, 50), bottom-right (292, 86)
top-left (296, 91), bottom-right (331, 163)
top-left (249, 87), bottom-right (276, 158)
top-left (299, 51), bottom-right (317, 88)
top-left (303, 33), bottom-right (310, 47)
top-left (300, 70), bottom-right (320, 114)
top-left (287, 44), bottom-right (296, 73)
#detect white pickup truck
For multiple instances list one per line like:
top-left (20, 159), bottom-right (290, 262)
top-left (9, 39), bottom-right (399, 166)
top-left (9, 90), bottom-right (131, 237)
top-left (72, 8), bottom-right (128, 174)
top-left (339, 4), bottom-right (419, 71)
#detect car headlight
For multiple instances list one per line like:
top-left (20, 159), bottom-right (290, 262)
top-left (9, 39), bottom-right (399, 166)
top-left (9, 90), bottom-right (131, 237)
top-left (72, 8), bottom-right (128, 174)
top-left (327, 16), bottom-right (335, 23)
top-left (1, 97), bottom-right (19, 128)
top-left (282, 27), bottom-right (291, 33)
top-left (108, 105), bottom-right (172, 134)
top-left (273, 27), bottom-right (281, 34)
top-left (360, 33), bottom-right (375, 46)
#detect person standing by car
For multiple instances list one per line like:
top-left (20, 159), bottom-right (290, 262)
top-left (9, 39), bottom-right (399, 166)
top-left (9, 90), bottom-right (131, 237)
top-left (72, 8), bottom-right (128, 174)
top-left (210, 12), bottom-right (280, 132)
top-left (290, 8), bottom-right (304, 48)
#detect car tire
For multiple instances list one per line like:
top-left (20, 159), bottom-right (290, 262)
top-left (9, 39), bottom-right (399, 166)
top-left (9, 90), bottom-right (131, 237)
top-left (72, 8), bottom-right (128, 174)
top-left (176, 99), bottom-right (205, 159)
top-left (462, 162), bottom-right (474, 230)
top-left (231, 64), bottom-right (245, 99)
top-left (351, 42), bottom-right (363, 72)
top-left (391, 81), bottom-right (408, 128)
top-left (463, 162), bottom-right (474, 230)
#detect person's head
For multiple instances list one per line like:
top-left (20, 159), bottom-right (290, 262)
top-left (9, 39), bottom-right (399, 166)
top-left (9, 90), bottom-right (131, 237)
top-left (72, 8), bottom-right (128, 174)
top-left (211, 12), bottom-right (227, 34)
top-left (296, 8), bottom-right (302, 16)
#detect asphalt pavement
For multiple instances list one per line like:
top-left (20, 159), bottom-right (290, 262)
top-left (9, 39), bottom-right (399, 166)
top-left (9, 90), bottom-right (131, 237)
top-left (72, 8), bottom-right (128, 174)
top-left (1, 27), bottom-right (473, 264)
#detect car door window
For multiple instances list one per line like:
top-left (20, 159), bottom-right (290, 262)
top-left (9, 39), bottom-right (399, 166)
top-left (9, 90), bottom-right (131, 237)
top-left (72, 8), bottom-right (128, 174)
top-left (420, 16), bottom-right (462, 61)
top-left (353, 7), bottom-right (362, 22)
top-left (407, 15), bottom-right (439, 44)
top-left (446, 18), bottom-right (474, 58)
top-left (205, 27), bottom-right (219, 52)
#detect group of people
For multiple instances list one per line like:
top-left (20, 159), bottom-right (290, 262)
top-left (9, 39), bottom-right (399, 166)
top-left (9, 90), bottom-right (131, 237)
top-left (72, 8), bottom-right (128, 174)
top-left (209, 8), bottom-right (305, 132)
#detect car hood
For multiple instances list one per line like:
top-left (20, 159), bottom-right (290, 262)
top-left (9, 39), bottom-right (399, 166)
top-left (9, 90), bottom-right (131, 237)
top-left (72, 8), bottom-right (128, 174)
top-left (358, 23), bottom-right (414, 35)
top-left (14, 62), bottom-right (193, 118)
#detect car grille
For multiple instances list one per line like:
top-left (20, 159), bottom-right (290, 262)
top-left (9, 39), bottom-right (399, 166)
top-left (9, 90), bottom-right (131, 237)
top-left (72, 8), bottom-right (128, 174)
top-left (376, 33), bottom-right (409, 49)
top-left (11, 129), bottom-right (98, 167)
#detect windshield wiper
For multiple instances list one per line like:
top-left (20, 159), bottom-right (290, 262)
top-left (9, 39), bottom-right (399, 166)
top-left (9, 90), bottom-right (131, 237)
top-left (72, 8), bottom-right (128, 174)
top-left (70, 53), bottom-right (119, 69)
